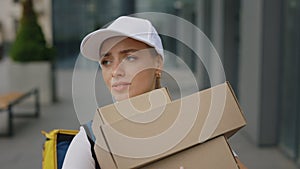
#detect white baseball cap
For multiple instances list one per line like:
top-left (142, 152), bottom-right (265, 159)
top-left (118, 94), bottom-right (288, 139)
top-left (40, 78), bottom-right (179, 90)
top-left (80, 16), bottom-right (164, 61)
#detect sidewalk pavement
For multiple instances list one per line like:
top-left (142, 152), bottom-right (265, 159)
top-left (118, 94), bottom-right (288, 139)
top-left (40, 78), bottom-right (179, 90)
top-left (0, 68), bottom-right (298, 169)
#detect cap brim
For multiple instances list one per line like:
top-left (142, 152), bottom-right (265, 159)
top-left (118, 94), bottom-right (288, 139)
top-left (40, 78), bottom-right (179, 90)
top-left (81, 29), bottom-right (164, 61)
top-left (80, 29), bottom-right (127, 61)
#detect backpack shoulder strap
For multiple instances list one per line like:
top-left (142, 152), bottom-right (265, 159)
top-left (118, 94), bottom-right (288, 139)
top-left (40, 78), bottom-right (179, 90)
top-left (87, 135), bottom-right (101, 169)
top-left (82, 121), bottom-right (96, 142)
top-left (83, 121), bottom-right (101, 169)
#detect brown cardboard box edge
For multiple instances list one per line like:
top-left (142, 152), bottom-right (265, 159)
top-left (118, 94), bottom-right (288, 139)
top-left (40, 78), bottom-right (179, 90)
top-left (99, 87), bottom-right (172, 125)
top-left (94, 134), bottom-right (240, 169)
top-left (93, 82), bottom-right (246, 169)
top-left (210, 82), bottom-right (247, 140)
top-left (140, 136), bottom-right (239, 169)
top-left (92, 111), bottom-right (117, 169)
top-left (226, 81), bottom-right (247, 136)
top-left (92, 87), bottom-right (172, 169)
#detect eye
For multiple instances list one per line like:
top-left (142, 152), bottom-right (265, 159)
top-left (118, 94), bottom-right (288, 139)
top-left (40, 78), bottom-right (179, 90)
top-left (125, 55), bottom-right (137, 62)
top-left (100, 59), bottom-right (112, 66)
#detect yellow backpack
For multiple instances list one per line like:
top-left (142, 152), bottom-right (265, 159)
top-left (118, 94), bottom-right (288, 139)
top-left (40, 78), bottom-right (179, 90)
top-left (41, 129), bottom-right (79, 169)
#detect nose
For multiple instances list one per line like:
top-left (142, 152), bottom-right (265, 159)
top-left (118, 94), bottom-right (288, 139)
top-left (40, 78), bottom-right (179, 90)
top-left (112, 60), bottom-right (125, 77)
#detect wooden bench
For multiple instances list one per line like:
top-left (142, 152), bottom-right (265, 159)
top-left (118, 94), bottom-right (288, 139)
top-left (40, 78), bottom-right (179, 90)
top-left (0, 88), bottom-right (40, 136)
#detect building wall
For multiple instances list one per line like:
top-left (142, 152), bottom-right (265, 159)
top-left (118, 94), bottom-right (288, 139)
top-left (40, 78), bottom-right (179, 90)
top-left (238, 0), bottom-right (282, 146)
top-left (0, 0), bottom-right (21, 42)
top-left (0, 0), bottom-right (52, 45)
top-left (279, 0), bottom-right (300, 162)
top-left (35, 0), bottom-right (53, 45)
top-left (238, 0), bottom-right (263, 144)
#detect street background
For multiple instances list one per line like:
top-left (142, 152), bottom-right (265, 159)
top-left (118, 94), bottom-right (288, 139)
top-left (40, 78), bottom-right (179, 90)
top-left (0, 0), bottom-right (300, 169)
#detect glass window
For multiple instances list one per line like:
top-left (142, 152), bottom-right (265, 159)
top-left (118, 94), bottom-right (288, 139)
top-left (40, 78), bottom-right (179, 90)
top-left (279, 0), bottom-right (300, 161)
top-left (52, 0), bottom-right (96, 67)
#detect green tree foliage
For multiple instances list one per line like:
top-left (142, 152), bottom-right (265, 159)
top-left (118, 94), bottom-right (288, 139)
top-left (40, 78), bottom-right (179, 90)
top-left (10, 0), bottom-right (54, 62)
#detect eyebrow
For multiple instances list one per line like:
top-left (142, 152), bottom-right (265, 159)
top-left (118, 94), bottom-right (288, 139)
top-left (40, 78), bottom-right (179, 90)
top-left (100, 48), bottom-right (140, 58)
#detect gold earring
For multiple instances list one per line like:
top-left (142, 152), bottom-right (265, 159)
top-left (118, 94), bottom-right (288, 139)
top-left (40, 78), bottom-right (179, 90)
top-left (156, 71), bottom-right (161, 78)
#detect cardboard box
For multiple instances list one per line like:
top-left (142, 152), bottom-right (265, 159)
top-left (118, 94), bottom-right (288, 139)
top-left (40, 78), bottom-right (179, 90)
top-left (99, 87), bottom-right (172, 125)
top-left (93, 82), bottom-right (246, 169)
top-left (91, 87), bottom-right (172, 169)
top-left (141, 136), bottom-right (239, 169)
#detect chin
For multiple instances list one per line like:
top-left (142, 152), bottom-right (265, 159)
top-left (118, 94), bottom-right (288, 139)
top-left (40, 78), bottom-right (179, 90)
top-left (113, 94), bottom-right (129, 102)
top-left (113, 90), bottom-right (149, 102)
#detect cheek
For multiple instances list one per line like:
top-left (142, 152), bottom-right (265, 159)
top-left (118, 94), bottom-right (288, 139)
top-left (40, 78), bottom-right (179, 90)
top-left (129, 69), bottom-right (156, 95)
top-left (102, 70), bottom-right (111, 88)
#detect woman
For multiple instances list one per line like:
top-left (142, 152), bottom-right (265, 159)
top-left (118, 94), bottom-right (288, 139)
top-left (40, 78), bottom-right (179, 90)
top-left (62, 16), bottom-right (163, 169)
top-left (62, 16), bottom-right (247, 169)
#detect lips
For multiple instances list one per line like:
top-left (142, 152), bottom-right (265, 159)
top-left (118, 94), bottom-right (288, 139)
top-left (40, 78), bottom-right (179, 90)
top-left (111, 82), bottom-right (131, 92)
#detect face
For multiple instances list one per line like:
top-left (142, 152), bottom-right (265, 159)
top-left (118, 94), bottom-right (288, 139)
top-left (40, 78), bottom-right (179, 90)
top-left (99, 37), bottom-right (162, 101)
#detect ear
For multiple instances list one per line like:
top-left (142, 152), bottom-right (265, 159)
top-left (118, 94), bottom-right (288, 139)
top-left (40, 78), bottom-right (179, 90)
top-left (155, 55), bottom-right (163, 71)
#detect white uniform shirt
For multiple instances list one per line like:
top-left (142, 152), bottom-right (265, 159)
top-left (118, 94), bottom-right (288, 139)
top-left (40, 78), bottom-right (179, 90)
top-left (62, 127), bottom-right (95, 169)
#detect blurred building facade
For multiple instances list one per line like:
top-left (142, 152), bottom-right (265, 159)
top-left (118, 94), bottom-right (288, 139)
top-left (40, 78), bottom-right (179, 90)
top-left (0, 0), bottom-right (52, 50)
top-left (1, 0), bottom-right (299, 167)
top-left (238, 0), bottom-right (300, 167)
